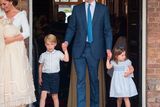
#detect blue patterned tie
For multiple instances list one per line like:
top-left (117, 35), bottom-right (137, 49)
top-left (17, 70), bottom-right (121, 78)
top-left (87, 4), bottom-right (93, 43)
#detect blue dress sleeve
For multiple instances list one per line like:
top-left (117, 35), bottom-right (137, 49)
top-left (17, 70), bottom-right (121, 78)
top-left (126, 59), bottom-right (132, 66)
top-left (126, 59), bottom-right (134, 77)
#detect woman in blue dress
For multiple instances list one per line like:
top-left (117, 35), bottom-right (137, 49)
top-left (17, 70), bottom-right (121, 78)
top-left (106, 46), bottom-right (138, 107)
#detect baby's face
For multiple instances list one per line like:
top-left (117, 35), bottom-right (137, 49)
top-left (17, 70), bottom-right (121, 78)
top-left (117, 51), bottom-right (126, 61)
top-left (45, 41), bottom-right (56, 52)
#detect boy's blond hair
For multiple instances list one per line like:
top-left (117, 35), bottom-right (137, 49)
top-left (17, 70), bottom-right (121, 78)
top-left (44, 34), bottom-right (57, 43)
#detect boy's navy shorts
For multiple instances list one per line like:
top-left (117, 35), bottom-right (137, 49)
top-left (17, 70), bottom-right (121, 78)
top-left (41, 73), bottom-right (59, 94)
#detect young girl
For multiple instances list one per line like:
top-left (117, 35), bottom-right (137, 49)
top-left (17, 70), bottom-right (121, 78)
top-left (39, 34), bottom-right (69, 107)
top-left (106, 47), bottom-right (138, 107)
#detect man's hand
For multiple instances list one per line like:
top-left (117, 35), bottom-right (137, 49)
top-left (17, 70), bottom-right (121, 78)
top-left (107, 49), bottom-right (112, 59)
top-left (62, 41), bottom-right (68, 52)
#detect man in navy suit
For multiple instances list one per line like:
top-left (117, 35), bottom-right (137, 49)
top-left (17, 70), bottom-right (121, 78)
top-left (62, 0), bottom-right (112, 106)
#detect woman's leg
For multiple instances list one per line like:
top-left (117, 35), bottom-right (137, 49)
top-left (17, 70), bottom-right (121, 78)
top-left (40, 91), bottom-right (47, 107)
top-left (117, 98), bottom-right (122, 107)
top-left (52, 94), bottom-right (59, 107)
top-left (124, 97), bottom-right (131, 107)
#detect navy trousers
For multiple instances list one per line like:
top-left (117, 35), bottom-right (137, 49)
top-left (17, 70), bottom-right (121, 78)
top-left (74, 43), bottom-right (99, 107)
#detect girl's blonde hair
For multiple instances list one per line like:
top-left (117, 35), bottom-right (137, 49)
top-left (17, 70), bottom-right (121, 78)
top-left (44, 34), bottom-right (57, 43)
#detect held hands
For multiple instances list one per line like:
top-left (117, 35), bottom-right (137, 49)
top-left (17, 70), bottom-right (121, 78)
top-left (106, 50), bottom-right (113, 69)
top-left (62, 41), bottom-right (69, 62)
top-left (62, 41), bottom-right (68, 52)
top-left (106, 49), bottom-right (112, 60)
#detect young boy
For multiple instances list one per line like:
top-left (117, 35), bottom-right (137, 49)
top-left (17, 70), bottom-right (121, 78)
top-left (38, 34), bottom-right (69, 107)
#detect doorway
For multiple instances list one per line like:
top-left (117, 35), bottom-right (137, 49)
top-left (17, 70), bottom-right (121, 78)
top-left (105, 0), bottom-right (142, 107)
top-left (32, 0), bottom-right (143, 106)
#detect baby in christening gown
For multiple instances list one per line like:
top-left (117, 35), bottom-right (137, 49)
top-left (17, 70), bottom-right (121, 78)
top-left (0, 18), bottom-right (20, 49)
top-left (0, 15), bottom-right (36, 107)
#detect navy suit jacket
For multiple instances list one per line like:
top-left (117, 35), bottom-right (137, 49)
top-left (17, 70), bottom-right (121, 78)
top-left (65, 2), bottom-right (112, 59)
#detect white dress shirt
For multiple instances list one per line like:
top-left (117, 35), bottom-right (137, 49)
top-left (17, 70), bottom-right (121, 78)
top-left (39, 50), bottom-right (64, 73)
top-left (85, 1), bottom-right (96, 21)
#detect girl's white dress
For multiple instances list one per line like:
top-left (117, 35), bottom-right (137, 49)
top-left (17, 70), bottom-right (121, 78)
top-left (110, 59), bottom-right (138, 97)
top-left (0, 11), bottom-right (36, 107)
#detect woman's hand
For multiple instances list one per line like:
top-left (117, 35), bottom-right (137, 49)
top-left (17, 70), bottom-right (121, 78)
top-left (5, 34), bottom-right (24, 44)
top-left (15, 34), bottom-right (24, 41)
top-left (4, 36), bottom-right (16, 44)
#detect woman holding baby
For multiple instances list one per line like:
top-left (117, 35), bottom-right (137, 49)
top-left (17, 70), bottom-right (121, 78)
top-left (0, 0), bottom-right (36, 107)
